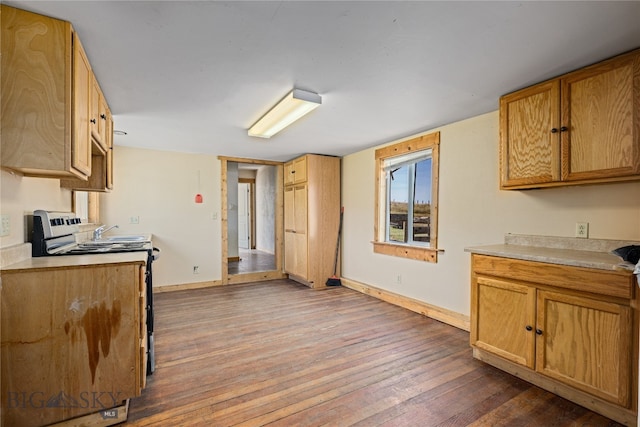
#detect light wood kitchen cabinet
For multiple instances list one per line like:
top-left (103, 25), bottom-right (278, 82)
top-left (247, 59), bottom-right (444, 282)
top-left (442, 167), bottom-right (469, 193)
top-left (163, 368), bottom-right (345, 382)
top-left (58, 36), bottom-right (114, 191)
top-left (60, 124), bottom-right (114, 192)
top-left (284, 154), bottom-right (340, 288)
top-left (90, 76), bottom-right (111, 152)
top-left (470, 254), bottom-right (637, 425)
top-left (72, 34), bottom-right (93, 177)
top-left (473, 276), bottom-right (536, 368)
top-left (500, 48), bottom-right (640, 189)
top-left (0, 258), bottom-right (147, 427)
top-left (536, 289), bottom-right (631, 405)
top-left (1, 5), bottom-right (96, 179)
top-left (284, 185), bottom-right (308, 278)
top-left (284, 156), bottom-right (308, 186)
top-left (106, 112), bottom-right (114, 190)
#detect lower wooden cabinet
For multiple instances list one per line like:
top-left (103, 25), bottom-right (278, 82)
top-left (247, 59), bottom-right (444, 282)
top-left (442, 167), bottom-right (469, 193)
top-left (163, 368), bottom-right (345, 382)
top-left (536, 289), bottom-right (631, 405)
top-left (473, 276), bottom-right (536, 368)
top-left (0, 259), bottom-right (146, 427)
top-left (470, 254), bottom-right (637, 425)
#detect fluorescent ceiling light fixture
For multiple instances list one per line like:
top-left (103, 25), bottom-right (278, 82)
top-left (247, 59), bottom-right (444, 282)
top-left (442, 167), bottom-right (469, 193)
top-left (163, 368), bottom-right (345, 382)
top-left (248, 89), bottom-right (322, 138)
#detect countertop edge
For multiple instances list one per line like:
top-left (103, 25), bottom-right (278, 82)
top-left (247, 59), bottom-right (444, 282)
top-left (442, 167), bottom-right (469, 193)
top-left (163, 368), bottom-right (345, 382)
top-left (1, 251), bottom-right (148, 271)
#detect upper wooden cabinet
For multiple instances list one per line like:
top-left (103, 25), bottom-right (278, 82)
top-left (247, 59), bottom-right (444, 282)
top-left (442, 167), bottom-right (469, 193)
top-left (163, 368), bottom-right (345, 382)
top-left (500, 48), bottom-right (640, 189)
top-left (284, 156), bottom-right (308, 186)
top-left (90, 76), bottom-right (111, 151)
top-left (72, 34), bottom-right (93, 177)
top-left (1, 5), bottom-right (112, 183)
top-left (60, 103), bottom-right (114, 192)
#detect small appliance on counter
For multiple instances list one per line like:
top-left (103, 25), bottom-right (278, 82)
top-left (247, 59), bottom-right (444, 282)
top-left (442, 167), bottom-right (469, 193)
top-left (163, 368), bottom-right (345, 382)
top-left (612, 244), bottom-right (640, 287)
top-left (29, 209), bottom-right (159, 376)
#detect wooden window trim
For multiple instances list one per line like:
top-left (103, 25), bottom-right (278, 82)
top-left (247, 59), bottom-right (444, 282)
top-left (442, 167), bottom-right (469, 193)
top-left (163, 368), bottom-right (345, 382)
top-left (373, 132), bottom-right (440, 262)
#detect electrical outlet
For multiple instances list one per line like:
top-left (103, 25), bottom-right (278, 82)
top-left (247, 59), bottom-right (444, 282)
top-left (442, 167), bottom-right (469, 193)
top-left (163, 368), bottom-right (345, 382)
top-left (0, 214), bottom-right (10, 237)
top-left (193, 265), bottom-right (200, 274)
top-left (129, 216), bottom-right (140, 224)
top-left (396, 274), bottom-right (402, 284)
top-left (575, 222), bottom-right (589, 238)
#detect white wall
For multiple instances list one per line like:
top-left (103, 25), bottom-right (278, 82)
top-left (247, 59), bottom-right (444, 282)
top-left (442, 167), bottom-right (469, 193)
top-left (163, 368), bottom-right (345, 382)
top-left (100, 146), bottom-right (221, 287)
top-left (0, 169), bottom-right (72, 247)
top-left (341, 110), bottom-right (640, 317)
top-left (256, 165), bottom-right (276, 254)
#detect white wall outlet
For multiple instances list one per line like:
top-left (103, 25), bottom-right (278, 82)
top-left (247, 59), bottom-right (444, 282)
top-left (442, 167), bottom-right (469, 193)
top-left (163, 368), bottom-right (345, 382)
top-left (0, 214), bottom-right (10, 237)
top-left (575, 222), bottom-right (589, 238)
top-left (193, 265), bottom-right (200, 274)
top-left (129, 216), bottom-right (140, 224)
top-left (396, 274), bottom-right (402, 284)
top-left (212, 212), bottom-right (218, 220)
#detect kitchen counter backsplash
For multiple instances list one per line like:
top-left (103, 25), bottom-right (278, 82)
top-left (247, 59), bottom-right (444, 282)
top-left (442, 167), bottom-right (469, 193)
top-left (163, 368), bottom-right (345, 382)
top-left (503, 234), bottom-right (639, 253)
top-left (465, 234), bottom-right (640, 272)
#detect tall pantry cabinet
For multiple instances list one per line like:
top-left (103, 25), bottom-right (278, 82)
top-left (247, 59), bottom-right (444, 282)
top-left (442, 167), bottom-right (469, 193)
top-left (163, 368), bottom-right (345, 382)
top-left (284, 154), bottom-right (341, 288)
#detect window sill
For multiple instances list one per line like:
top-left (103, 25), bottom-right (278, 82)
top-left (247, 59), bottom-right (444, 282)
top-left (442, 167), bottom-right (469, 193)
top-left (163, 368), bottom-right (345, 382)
top-left (372, 241), bottom-right (439, 263)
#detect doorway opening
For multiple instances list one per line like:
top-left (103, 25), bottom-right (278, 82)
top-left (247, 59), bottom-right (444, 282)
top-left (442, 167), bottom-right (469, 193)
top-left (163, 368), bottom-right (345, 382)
top-left (219, 157), bottom-right (286, 285)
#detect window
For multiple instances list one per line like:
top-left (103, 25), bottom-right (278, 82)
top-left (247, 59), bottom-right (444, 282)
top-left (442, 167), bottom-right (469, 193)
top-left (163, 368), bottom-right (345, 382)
top-left (373, 132), bottom-right (440, 262)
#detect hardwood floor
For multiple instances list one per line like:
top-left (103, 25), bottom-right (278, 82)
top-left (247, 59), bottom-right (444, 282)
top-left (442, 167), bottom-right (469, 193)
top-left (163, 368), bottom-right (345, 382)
top-left (228, 248), bottom-right (276, 275)
top-left (125, 280), bottom-right (623, 426)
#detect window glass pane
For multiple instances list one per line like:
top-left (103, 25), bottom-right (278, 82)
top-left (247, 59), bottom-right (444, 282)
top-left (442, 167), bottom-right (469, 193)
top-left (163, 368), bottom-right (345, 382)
top-left (412, 158), bottom-right (432, 243)
top-left (388, 165), bottom-right (408, 243)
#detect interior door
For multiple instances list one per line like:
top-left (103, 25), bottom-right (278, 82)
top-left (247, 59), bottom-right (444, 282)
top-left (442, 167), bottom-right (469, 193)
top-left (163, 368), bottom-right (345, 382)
top-left (238, 183), bottom-right (250, 249)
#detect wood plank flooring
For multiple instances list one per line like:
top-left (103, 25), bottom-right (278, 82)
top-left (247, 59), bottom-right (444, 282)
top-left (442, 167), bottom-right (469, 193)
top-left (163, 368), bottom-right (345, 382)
top-left (228, 249), bottom-right (276, 275)
top-left (125, 280), bottom-right (623, 426)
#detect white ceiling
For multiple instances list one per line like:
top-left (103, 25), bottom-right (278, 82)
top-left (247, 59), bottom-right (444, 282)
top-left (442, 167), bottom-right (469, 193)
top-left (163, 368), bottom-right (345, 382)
top-left (6, 1), bottom-right (640, 162)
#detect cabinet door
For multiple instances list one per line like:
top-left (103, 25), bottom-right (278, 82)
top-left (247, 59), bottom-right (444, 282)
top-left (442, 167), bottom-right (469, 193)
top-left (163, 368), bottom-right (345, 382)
top-left (471, 276), bottom-right (536, 368)
top-left (284, 185), bottom-right (308, 278)
top-left (284, 187), bottom-right (297, 274)
top-left (284, 230), bottom-right (296, 275)
top-left (292, 157), bottom-right (307, 183)
top-left (284, 161), bottom-right (295, 186)
top-left (106, 112), bottom-right (114, 190)
top-left (1, 265), bottom-right (140, 426)
top-left (72, 33), bottom-right (92, 176)
top-left (284, 157), bottom-right (308, 185)
top-left (284, 186), bottom-right (295, 231)
top-left (499, 80), bottom-right (560, 188)
top-left (90, 77), bottom-right (109, 151)
top-left (293, 185), bottom-right (308, 235)
top-left (536, 290), bottom-right (631, 407)
top-left (561, 51), bottom-right (640, 182)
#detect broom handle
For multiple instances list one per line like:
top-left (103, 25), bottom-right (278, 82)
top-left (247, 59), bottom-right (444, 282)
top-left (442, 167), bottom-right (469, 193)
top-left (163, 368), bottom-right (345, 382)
top-left (332, 207), bottom-right (344, 276)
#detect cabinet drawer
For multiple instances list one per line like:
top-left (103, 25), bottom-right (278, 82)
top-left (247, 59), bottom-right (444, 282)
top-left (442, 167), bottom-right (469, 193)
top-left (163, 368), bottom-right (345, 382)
top-left (472, 254), bottom-right (633, 299)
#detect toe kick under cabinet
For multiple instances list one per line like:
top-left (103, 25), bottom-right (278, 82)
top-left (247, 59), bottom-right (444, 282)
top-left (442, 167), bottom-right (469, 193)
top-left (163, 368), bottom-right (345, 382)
top-left (470, 254), bottom-right (638, 426)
